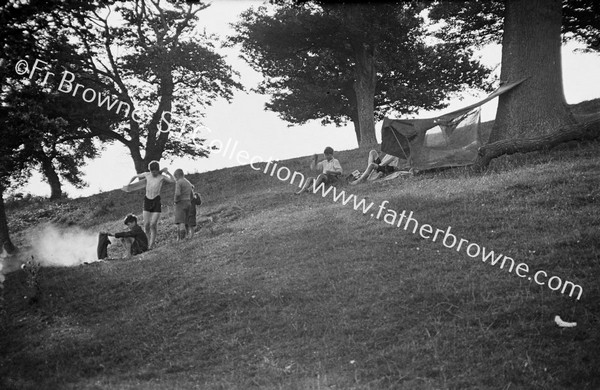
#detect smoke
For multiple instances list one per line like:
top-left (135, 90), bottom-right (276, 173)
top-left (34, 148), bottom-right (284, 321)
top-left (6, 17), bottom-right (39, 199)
top-left (29, 224), bottom-right (106, 267)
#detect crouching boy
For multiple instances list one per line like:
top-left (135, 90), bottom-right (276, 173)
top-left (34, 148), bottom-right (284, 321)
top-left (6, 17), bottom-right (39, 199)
top-left (98, 214), bottom-right (149, 259)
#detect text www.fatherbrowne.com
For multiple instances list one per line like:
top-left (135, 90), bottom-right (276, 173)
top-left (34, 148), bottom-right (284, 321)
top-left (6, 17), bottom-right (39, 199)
top-left (257, 160), bottom-right (583, 301)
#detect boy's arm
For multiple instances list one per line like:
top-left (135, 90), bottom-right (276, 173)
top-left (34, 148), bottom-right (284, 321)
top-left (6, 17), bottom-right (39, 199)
top-left (113, 230), bottom-right (133, 238)
top-left (309, 154), bottom-right (320, 171)
top-left (310, 154), bottom-right (323, 171)
top-left (334, 159), bottom-right (343, 174)
top-left (128, 173), bottom-right (145, 184)
top-left (161, 168), bottom-right (176, 183)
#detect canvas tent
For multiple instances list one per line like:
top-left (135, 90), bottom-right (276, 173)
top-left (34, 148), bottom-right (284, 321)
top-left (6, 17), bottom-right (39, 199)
top-left (381, 78), bottom-right (526, 171)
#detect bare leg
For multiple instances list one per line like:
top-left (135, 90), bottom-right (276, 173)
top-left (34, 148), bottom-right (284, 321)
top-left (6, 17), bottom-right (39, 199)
top-left (351, 150), bottom-right (380, 185)
top-left (351, 164), bottom-right (378, 185)
top-left (312, 174), bottom-right (326, 192)
top-left (186, 224), bottom-right (194, 239)
top-left (367, 150), bottom-right (378, 165)
top-left (120, 237), bottom-right (134, 259)
top-left (143, 210), bottom-right (152, 241)
top-left (148, 212), bottom-right (161, 248)
top-left (296, 177), bottom-right (315, 194)
top-left (176, 224), bottom-right (186, 241)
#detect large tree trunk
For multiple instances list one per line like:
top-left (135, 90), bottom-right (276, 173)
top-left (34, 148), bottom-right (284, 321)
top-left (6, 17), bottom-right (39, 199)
top-left (349, 105), bottom-right (361, 145)
top-left (39, 154), bottom-right (62, 200)
top-left (138, 66), bottom-right (174, 172)
top-left (351, 120), bottom-right (361, 145)
top-left (489, 0), bottom-right (575, 143)
top-left (130, 146), bottom-right (146, 174)
top-left (342, 80), bottom-right (361, 145)
top-left (352, 40), bottom-right (378, 147)
top-left (0, 184), bottom-right (16, 254)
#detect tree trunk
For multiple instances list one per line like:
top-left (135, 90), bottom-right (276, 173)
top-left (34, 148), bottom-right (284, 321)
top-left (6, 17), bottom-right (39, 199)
top-left (39, 154), bottom-right (62, 199)
top-left (342, 80), bottom-right (361, 145)
top-left (141, 64), bottom-right (174, 171)
top-left (352, 120), bottom-right (361, 145)
top-left (489, 0), bottom-right (576, 143)
top-left (0, 184), bottom-right (16, 254)
top-left (352, 41), bottom-right (378, 147)
top-left (349, 105), bottom-right (361, 145)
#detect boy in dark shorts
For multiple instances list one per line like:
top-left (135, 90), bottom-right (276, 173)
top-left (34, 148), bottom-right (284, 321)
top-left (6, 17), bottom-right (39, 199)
top-left (350, 150), bottom-right (400, 185)
top-left (127, 161), bottom-right (175, 248)
top-left (98, 214), bottom-right (149, 259)
top-left (296, 146), bottom-right (343, 194)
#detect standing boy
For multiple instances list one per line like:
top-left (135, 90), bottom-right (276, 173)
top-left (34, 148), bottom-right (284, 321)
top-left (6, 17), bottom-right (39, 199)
top-left (173, 169), bottom-right (197, 241)
top-left (127, 161), bottom-right (175, 248)
top-left (296, 146), bottom-right (343, 194)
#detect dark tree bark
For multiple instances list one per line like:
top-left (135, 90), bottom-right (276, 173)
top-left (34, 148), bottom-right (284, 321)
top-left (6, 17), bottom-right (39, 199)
top-left (39, 154), bottom-right (62, 199)
top-left (0, 184), bottom-right (16, 254)
top-left (489, 0), bottom-right (576, 143)
top-left (352, 41), bottom-right (378, 147)
top-left (351, 116), bottom-right (361, 145)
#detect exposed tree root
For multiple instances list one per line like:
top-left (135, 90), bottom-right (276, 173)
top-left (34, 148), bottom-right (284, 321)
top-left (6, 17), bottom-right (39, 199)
top-left (472, 116), bottom-right (600, 171)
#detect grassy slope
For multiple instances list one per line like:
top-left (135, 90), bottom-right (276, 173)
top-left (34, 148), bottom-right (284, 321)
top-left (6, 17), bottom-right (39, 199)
top-left (2, 112), bottom-right (600, 389)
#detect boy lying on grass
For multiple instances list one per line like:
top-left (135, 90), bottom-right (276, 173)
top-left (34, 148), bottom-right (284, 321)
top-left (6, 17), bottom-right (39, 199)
top-left (296, 146), bottom-right (343, 194)
top-left (98, 214), bottom-right (149, 260)
top-left (350, 150), bottom-right (400, 185)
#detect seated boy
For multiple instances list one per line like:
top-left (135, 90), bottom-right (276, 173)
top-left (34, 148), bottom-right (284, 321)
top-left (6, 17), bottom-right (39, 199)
top-left (98, 214), bottom-right (149, 259)
top-left (350, 150), bottom-right (400, 185)
top-left (296, 146), bottom-right (343, 194)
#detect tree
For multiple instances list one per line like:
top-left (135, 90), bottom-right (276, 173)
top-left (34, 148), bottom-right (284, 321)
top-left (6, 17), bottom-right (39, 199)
top-left (430, 0), bottom-right (600, 152)
top-left (491, 0), bottom-right (576, 142)
top-left (0, 0), bottom-right (93, 251)
top-left (1, 0), bottom-right (119, 199)
top-left (5, 84), bottom-right (113, 199)
top-left (59, 0), bottom-right (243, 173)
top-left (230, 1), bottom-right (491, 147)
top-left (0, 102), bottom-right (69, 252)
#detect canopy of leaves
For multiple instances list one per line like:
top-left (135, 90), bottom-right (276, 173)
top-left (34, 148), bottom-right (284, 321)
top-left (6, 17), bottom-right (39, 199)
top-left (0, 0), bottom-right (105, 190)
top-left (63, 0), bottom-right (244, 162)
top-left (229, 2), bottom-right (491, 128)
top-left (429, 0), bottom-right (600, 52)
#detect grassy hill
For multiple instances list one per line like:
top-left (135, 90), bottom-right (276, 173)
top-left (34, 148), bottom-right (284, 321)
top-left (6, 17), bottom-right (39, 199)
top-left (1, 108), bottom-right (600, 389)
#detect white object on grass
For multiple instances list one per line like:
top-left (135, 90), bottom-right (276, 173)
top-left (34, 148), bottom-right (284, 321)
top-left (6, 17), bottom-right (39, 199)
top-left (554, 315), bottom-right (577, 328)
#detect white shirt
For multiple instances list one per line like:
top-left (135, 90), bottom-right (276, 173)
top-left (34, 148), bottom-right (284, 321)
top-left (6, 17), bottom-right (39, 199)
top-left (317, 158), bottom-right (343, 174)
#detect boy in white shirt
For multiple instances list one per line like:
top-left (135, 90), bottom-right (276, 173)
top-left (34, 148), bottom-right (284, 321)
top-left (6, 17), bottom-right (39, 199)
top-left (296, 146), bottom-right (343, 194)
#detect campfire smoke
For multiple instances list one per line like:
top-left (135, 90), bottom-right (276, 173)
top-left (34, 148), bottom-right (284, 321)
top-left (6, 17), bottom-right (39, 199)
top-left (29, 224), bottom-right (100, 267)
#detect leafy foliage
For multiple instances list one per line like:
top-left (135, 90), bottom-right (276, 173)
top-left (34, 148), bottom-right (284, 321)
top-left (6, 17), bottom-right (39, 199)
top-left (229, 2), bottom-right (491, 144)
top-left (429, 0), bottom-right (600, 52)
top-left (61, 0), bottom-right (244, 171)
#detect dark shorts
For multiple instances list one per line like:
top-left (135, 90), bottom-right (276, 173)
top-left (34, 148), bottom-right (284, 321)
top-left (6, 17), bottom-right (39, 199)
top-left (174, 200), bottom-right (196, 226)
top-left (322, 173), bottom-right (341, 185)
top-left (374, 158), bottom-right (396, 175)
top-left (130, 239), bottom-right (146, 256)
top-left (144, 196), bottom-right (162, 213)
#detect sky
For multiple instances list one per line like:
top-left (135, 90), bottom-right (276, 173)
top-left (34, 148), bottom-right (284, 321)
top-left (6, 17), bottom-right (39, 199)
top-left (16, 0), bottom-right (600, 198)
